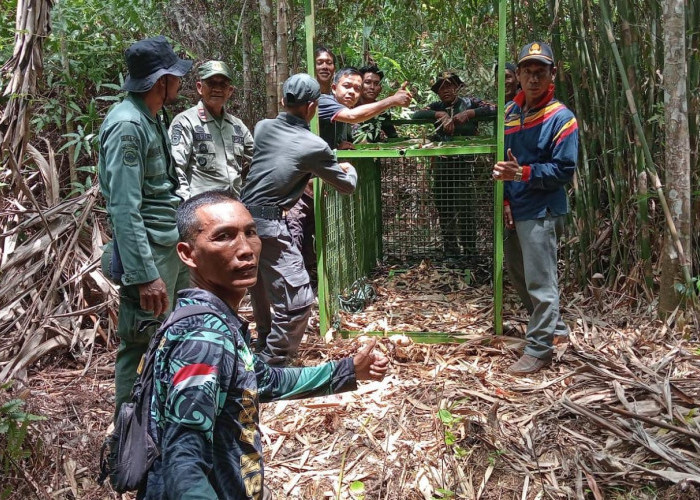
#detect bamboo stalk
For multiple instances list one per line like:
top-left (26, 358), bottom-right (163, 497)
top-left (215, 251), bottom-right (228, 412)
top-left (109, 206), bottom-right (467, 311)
top-left (599, 0), bottom-right (696, 297)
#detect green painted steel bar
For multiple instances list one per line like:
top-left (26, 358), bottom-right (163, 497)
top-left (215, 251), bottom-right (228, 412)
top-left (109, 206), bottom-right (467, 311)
top-left (337, 145), bottom-right (497, 159)
top-left (305, 0), bottom-right (332, 335)
top-left (493, 0), bottom-right (506, 335)
top-left (341, 330), bottom-right (479, 344)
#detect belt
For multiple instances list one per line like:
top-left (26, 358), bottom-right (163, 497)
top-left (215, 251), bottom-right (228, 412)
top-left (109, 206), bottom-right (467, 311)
top-left (247, 205), bottom-right (286, 220)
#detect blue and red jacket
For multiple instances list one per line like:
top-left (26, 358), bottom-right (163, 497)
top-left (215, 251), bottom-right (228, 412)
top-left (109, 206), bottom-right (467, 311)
top-left (503, 85), bottom-right (578, 221)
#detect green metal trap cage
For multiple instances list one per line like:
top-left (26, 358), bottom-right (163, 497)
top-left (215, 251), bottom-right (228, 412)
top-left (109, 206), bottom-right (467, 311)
top-left (304, 0), bottom-right (507, 340)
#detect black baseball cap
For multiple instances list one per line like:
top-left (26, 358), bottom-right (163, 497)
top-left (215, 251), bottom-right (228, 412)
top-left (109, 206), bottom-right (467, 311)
top-left (517, 42), bottom-right (554, 66)
top-left (122, 36), bottom-right (193, 92)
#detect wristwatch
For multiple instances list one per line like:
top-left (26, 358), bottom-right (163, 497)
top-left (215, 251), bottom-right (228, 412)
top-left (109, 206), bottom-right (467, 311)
top-left (513, 167), bottom-right (523, 182)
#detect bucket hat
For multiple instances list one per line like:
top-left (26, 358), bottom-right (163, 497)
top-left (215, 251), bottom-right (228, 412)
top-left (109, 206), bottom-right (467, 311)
top-left (122, 36), bottom-right (193, 92)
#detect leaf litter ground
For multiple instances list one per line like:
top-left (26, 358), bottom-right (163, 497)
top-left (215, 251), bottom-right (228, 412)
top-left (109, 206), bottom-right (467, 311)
top-left (4, 261), bottom-right (700, 499)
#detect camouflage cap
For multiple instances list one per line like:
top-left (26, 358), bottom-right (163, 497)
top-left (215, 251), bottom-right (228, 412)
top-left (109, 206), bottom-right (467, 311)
top-left (282, 73), bottom-right (321, 105)
top-left (198, 60), bottom-right (233, 81)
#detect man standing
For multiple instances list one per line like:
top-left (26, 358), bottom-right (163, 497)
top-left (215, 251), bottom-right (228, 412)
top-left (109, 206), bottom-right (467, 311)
top-left (169, 60), bottom-right (253, 198)
top-left (144, 191), bottom-right (389, 499)
top-left (318, 67), bottom-right (411, 150)
top-left (241, 74), bottom-right (358, 366)
top-left (413, 71), bottom-right (496, 256)
top-left (353, 65), bottom-right (398, 143)
top-left (98, 36), bottom-right (193, 417)
top-left (492, 42), bottom-right (578, 374)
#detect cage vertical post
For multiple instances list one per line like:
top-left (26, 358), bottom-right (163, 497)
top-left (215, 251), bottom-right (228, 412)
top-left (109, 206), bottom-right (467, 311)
top-left (493, 0), bottom-right (506, 335)
top-left (304, 0), bottom-right (332, 335)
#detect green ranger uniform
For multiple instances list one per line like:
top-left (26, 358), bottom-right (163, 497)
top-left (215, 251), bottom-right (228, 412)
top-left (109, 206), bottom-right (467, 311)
top-left (169, 101), bottom-right (253, 198)
top-left (99, 94), bottom-right (190, 417)
top-left (97, 36), bottom-right (193, 419)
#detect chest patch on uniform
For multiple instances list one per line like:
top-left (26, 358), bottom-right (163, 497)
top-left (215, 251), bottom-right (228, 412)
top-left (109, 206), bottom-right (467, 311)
top-left (232, 134), bottom-right (244, 145)
top-left (194, 125), bottom-right (212, 142)
top-left (197, 156), bottom-right (208, 167)
top-left (170, 124), bottom-right (183, 146)
top-left (198, 143), bottom-right (209, 154)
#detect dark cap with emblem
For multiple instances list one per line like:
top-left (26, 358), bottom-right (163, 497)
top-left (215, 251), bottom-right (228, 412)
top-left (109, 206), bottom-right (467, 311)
top-left (122, 35), bottom-right (193, 92)
top-left (430, 71), bottom-right (464, 93)
top-left (198, 60), bottom-right (233, 81)
top-left (517, 42), bottom-right (555, 66)
top-left (282, 73), bottom-right (321, 105)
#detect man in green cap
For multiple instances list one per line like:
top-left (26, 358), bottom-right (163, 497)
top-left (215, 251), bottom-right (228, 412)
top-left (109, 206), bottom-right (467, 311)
top-left (98, 35), bottom-right (192, 419)
top-left (169, 60), bottom-right (254, 198)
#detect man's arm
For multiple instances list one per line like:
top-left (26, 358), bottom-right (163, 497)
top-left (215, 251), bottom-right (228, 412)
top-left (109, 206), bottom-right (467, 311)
top-left (256, 339), bottom-right (388, 403)
top-left (100, 121), bottom-right (160, 287)
top-left (169, 115), bottom-right (195, 199)
top-left (333, 83), bottom-right (412, 124)
top-left (531, 114), bottom-right (578, 189)
top-left (452, 97), bottom-right (497, 125)
top-left (241, 122), bottom-right (254, 181)
top-left (304, 142), bottom-right (357, 194)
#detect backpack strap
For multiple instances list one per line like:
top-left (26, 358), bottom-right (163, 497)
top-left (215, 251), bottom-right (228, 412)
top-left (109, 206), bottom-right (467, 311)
top-left (132, 304), bottom-right (234, 404)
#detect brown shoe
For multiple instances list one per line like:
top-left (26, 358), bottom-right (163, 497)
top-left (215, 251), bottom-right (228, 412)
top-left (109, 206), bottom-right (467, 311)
top-left (507, 354), bottom-right (551, 375)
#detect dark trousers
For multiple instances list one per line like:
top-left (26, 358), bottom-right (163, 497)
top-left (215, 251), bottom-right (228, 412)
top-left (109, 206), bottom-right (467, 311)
top-left (433, 156), bottom-right (475, 256)
top-left (286, 191), bottom-right (317, 286)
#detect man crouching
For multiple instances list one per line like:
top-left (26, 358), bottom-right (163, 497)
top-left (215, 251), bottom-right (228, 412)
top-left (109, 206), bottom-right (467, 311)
top-left (143, 190), bottom-right (389, 499)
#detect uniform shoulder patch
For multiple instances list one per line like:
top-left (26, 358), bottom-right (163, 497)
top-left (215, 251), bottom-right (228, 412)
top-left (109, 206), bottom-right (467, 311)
top-left (122, 145), bottom-right (139, 167)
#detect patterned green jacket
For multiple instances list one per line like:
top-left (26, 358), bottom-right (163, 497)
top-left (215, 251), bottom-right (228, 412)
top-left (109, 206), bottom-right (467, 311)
top-left (144, 288), bottom-right (358, 500)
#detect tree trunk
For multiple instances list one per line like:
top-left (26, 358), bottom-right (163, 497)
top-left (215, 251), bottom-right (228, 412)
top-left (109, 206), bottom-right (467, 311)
top-left (259, 0), bottom-right (277, 118)
top-left (275, 0), bottom-right (289, 111)
top-left (659, 0), bottom-right (692, 314)
top-left (240, 0), bottom-right (254, 129)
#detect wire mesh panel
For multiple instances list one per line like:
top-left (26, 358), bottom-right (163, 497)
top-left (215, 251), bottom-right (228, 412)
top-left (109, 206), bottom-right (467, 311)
top-left (379, 154), bottom-right (494, 265)
top-left (317, 157), bottom-right (382, 328)
top-left (318, 153), bottom-right (494, 331)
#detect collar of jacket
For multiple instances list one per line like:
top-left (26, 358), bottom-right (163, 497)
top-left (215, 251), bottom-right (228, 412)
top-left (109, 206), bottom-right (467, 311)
top-left (278, 111), bottom-right (310, 130)
top-left (513, 84), bottom-right (555, 111)
top-left (177, 288), bottom-right (248, 333)
top-left (126, 93), bottom-right (158, 123)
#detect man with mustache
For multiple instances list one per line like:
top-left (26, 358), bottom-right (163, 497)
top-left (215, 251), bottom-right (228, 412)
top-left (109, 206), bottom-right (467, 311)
top-left (169, 60), bottom-right (254, 199)
top-left (318, 67), bottom-right (412, 150)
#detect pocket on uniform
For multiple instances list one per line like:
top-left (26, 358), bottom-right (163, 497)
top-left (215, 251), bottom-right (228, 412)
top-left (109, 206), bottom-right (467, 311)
top-left (194, 153), bottom-right (216, 172)
top-left (281, 267), bottom-right (313, 312)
